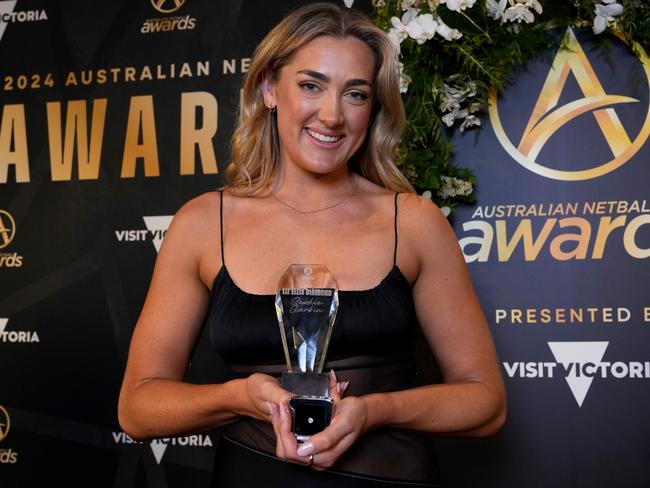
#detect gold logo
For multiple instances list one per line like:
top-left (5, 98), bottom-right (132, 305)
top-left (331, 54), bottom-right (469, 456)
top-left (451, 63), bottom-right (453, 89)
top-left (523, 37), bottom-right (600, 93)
top-left (150, 0), bottom-right (186, 14)
top-left (0, 405), bottom-right (9, 442)
top-left (0, 210), bottom-right (16, 249)
top-left (490, 28), bottom-right (650, 181)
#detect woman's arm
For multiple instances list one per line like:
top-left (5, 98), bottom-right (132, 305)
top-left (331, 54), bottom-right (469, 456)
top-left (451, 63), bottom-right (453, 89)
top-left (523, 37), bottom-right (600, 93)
top-left (118, 194), bottom-right (292, 441)
top-left (272, 195), bottom-right (506, 469)
top-left (362, 195), bottom-right (506, 436)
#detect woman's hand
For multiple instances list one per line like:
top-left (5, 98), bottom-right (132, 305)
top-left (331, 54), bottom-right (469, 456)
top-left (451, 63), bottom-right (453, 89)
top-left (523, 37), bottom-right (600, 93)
top-left (241, 373), bottom-right (294, 422)
top-left (269, 372), bottom-right (365, 470)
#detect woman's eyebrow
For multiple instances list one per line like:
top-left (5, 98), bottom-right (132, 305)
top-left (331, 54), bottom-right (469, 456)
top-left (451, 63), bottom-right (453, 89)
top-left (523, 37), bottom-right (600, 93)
top-left (296, 69), bottom-right (329, 81)
top-left (296, 69), bottom-right (372, 88)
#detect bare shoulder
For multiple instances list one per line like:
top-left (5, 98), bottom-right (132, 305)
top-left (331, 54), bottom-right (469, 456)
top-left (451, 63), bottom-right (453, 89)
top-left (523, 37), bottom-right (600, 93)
top-left (397, 194), bottom-right (461, 265)
top-left (398, 194), bottom-right (453, 236)
top-left (160, 191), bottom-right (221, 258)
top-left (172, 191), bottom-right (220, 230)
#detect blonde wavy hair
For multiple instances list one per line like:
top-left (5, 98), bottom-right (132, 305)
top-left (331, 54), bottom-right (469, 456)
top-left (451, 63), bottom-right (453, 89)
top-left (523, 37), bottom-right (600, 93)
top-left (226, 2), bottom-right (414, 194)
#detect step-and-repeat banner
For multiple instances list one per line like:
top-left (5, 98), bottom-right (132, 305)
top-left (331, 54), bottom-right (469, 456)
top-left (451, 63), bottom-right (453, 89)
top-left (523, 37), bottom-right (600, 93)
top-left (0, 1), bottom-right (647, 487)
top-left (447, 27), bottom-right (650, 487)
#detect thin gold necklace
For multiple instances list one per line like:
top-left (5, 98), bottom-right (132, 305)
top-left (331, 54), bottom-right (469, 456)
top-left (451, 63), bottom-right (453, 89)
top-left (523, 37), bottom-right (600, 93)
top-left (271, 192), bottom-right (346, 214)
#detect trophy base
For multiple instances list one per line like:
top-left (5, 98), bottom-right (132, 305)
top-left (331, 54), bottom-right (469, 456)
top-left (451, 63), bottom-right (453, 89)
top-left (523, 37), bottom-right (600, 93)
top-left (281, 372), bottom-right (332, 442)
top-left (281, 371), bottom-right (330, 397)
top-left (289, 396), bottom-right (333, 443)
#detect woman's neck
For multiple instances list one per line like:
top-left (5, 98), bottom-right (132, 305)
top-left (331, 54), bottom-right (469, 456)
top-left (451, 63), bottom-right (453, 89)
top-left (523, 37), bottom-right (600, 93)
top-left (269, 166), bottom-right (360, 212)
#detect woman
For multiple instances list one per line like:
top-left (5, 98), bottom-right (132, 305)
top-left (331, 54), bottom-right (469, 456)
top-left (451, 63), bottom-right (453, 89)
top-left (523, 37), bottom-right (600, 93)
top-left (118, 3), bottom-right (506, 487)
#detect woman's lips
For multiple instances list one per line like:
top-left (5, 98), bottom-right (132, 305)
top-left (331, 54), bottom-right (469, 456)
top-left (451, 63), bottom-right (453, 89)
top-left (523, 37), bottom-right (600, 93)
top-left (305, 127), bottom-right (344, 145)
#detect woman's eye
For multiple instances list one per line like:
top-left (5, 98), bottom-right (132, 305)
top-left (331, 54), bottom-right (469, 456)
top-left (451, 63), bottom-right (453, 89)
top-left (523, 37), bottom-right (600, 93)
top-left (346, 90), bottom-right (369, 103)
top-left (348, 91), bottom-right (369, 100)
top-left (299, 82), bottom-right (320, 92)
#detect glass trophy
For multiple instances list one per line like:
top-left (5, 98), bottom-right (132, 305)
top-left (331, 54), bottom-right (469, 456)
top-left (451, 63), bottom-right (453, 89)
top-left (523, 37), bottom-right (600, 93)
top-left (275, 264), bottom-right (339, 442)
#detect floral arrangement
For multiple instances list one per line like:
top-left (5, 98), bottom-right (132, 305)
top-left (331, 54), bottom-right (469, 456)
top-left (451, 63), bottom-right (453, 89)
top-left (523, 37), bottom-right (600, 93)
top-left (371, 0), bottom-right (650, 215)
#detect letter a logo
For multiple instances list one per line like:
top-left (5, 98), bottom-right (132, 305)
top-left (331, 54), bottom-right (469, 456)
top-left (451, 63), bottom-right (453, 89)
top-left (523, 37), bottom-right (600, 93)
top-left (0, 405), bottom-right (10, 442)
top-left (0, 210), bottom-right (16, 249)
top-left (150, 0), bottom-right (186, 14)
top-left (490, 28), bottom-right (650, 181)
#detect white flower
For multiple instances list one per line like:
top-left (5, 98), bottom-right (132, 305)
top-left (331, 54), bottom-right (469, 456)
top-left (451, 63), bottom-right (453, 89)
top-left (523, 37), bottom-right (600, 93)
top-left (593, 2), bottom-right (624, 34)
top-left (442, 109), bottom-right (467, 127)
top-left (593, 15), bottom-right (607, 34)
top-left (390, 16), bottom-right (409, 43)
top-left (442, 108), bottom-right (480, 130)
top-left (486, 0), bottom-right (507, 20)
top-left (437, 176), bottom-right (473, 199)
top-left (497, 0), bottom-right (542, 24)
top-left (440, 80), bottom-right (475, 111)
top-left (399, 63), bottom-right (412, 93)
top-left (390, 9), bottom-right (452, 46)
top-left (435, 16), bottom-right (462, 40)
top-left (503, 4), bottom-right (535, 23)
top-left (440, 79), bottom-right (480, 130)
top-left (523, 0), bottom-right (542, 15)
top-left (459, 114), bottom-right (481, 131)
top-left (401, 0), bottom-right (418, 10)
top-left (406, 13), bottom-right (438, 44)
top-left (440, 0), bottom-right (477, 12)
top-left (401, 7), bottom-right (420, 24)
top-left (440, 86), bottom-right (463, 112)
top-left (389, 9), bottom-right (420, 42)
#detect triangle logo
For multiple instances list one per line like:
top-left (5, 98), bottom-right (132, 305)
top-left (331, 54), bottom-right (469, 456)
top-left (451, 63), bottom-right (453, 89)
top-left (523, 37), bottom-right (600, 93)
top-left (150, 440), bottom-right (168, 464)
top-left (548, 341), bottom-right (608, 407)
top-left (343, 0), bottom-right (355, 7)
top-left (0, 1), bottom-right (17, 42)
top-left (142, 216), bottom-right (173, 253)
top-left (0, 318), bottom-right (7, 333)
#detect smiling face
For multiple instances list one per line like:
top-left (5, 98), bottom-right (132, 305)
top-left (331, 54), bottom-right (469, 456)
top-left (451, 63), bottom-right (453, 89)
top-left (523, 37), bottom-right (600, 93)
top-left (265, 35), bottom-right (376, 180)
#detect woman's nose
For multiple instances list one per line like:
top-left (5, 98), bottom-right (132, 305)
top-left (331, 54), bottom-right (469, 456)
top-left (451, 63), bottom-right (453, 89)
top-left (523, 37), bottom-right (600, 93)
top-left (318, 93), bottom-right (344, 127)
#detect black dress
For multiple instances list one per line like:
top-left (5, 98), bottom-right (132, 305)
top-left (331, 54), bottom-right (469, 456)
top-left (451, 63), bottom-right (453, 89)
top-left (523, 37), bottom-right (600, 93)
top-left (205, 192), bottom-right (440, 487)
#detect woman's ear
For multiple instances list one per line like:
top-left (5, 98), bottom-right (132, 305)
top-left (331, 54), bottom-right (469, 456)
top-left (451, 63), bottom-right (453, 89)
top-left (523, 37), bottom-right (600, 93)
top-left (262, 77), bottom-right (277, 111)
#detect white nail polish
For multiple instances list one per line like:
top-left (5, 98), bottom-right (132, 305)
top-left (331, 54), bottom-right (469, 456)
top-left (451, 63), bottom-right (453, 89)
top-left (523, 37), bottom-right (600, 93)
top-left (297, 443), bottom-right (314, 456)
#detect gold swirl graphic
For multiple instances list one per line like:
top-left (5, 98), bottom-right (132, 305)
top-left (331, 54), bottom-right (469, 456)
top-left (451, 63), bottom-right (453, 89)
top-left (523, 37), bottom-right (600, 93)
top-left (490, 28), bottom-right (650, 181)
top-left (0, 405), bottom-right (10, 442)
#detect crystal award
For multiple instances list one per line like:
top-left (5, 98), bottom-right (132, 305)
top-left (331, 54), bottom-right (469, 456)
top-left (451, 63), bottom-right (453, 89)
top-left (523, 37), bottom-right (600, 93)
top-left (275, 264), bottom-right (339, 442)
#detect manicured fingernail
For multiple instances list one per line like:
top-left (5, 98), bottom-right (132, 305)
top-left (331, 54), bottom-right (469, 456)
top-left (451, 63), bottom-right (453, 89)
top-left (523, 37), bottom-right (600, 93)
top-left (266, 402), bottom-right (273, 415)
top-left (297, 443), bottom-right (314, 456)
top-left (341, 380), bottom-right (350, 392)
top-left (330, 369), bottom-right (337, 381)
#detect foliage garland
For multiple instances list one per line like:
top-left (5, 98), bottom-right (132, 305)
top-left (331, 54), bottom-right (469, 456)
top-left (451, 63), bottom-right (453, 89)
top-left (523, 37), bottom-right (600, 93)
top-left (371, 0), bottom-right (650, 213)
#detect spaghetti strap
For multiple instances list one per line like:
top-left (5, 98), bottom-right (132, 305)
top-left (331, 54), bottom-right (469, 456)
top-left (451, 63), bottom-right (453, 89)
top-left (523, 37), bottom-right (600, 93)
top-left (393, 192), bottom-right (399, 266)
top-left (220, 190), bottom-right (225, 267)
